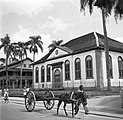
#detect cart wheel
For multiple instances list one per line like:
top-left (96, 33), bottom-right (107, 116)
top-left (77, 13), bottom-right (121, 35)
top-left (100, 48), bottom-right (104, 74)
top-left (25, 91), bottom-right (36, 112)
top-left (43, 90), bottom-right (55, 110)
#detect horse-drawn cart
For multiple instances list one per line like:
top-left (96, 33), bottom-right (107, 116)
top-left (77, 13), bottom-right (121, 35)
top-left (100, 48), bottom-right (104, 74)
top-left (24, 88), bottom-right (87, 117)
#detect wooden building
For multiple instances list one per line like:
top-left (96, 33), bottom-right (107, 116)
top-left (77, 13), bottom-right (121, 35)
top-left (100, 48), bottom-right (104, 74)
top-left (0, 58), bottom-right (33, 89)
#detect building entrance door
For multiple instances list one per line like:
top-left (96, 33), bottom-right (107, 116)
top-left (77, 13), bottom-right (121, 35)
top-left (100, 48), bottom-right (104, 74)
top-left (54, 69), bottom-right (61, 88)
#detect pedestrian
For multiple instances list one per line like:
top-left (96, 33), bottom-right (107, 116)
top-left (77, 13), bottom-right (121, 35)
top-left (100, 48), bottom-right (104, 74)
top-left (75, 85), bottom-right (89, 115)
top-left (23, 87), bottom-right (27, 98)
top-left (23, 87), bottom-right (30, 98)
top-left (3, 87), bottom-right (9, 103)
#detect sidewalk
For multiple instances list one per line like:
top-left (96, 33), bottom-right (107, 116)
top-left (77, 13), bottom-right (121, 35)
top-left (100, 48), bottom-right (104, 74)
top-left (1, 95), bottom-right (123, 119)
top-left (87, 95), bottom-right (123, 119)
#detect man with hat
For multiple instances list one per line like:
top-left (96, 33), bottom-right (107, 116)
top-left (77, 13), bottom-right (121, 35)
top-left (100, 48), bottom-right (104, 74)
top-left (75, 85), bottom-right (89, 115)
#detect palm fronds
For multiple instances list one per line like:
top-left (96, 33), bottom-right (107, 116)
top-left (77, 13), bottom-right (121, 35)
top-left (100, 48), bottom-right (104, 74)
top-left (80, 0), bottom-right (123, 19)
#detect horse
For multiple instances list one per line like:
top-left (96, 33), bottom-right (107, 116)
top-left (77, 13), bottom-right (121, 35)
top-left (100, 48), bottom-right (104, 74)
top-left (56, 91), bottom-right (83, 117)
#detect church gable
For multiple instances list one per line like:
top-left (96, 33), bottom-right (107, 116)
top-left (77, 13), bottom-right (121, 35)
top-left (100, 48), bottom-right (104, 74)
top-left (47, 47), bottom-right (70, 59)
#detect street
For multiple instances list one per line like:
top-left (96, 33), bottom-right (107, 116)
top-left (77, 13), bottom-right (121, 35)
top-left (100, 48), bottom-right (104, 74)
top-left (1, 99), bottom-right (122, 120)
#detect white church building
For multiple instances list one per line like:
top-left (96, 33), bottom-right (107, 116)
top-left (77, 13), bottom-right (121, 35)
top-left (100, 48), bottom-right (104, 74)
top-left (32, 32), bottom-right (123, 90)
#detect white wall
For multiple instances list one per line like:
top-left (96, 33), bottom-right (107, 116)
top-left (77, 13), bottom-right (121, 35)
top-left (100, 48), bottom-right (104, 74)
top-left (16, 59), bottom-right (33, 69)
top-left (33, 50), bottom-right (97, 89)
top-left (102, 51), bottom-right (123, 87)
top-left (71, 50), bottom-right (96, 88)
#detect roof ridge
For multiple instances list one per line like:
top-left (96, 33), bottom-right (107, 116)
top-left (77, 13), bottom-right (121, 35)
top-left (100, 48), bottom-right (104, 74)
top-left (94, 32), bottom-right (99, 47)
top-left (57, 46), bottom-right (73, 53)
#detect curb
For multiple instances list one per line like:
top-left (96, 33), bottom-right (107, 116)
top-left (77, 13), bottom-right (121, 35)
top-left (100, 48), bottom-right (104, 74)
top-left (88, 111), bottom-right (123, 119)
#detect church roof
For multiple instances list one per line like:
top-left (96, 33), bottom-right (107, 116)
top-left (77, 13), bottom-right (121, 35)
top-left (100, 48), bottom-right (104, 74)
top-left (33, 32), bottom-right (123, 65)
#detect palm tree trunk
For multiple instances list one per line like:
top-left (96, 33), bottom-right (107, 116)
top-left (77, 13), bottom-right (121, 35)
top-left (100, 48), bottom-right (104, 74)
top-left (20, 57), bottom-right (22, 88)
top-left (6, 55), bottom-right (8, 88)
top-left (102, 8), bottom-right (111, 91)
top-left (33, 52), bottom-right (35, 62)
top-left (32, 52), bottom-right (35, 88)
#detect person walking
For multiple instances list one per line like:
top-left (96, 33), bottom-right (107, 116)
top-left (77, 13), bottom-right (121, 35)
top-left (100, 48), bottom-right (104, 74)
top-left (75, 85), bottom-right (89, 115)
top-left (23, 87), bottom-right (30, 98)
top-left (3, 87), bottom-right (9, 103)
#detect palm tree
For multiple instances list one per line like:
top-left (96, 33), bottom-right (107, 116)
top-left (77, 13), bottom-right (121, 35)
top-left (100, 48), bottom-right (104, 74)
top-left (0, 34), bottom-right (13, 88)
top-left (27, 35), bottom-right (43, 88)
top-left (12, 42), bottom-right (28, 88)
top-left (13, 41), bottom-right (29, 58)
top-left (48, 39), bottom-right (63, 50)
top-left (12, 41), bottom-right (29, 88)
top-left (80, 0), bottom-right (123, 90)
top-left (28, 35), bottom-right (43, 62)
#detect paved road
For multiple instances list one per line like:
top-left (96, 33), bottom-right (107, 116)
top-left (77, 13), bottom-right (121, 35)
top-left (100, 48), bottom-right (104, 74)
top-left (3, 95), bottom-right (123, 118)
top-left (1, 97), bottom-right (123, 120)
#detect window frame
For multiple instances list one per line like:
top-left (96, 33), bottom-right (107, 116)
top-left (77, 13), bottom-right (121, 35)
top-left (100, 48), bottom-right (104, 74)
top-left (29, 64), bottom-right (31, 68)
top-left (47, 65), bottom-right (51, 82)
top-left (24, 64), bottom-right (26, 68)
top-left (41, 66), bottom-right (45, 82)
top-left (109, 55), bottom-right (113, 78)
top-left (35, 67), bottom-right (39, 83)
top-left (65, 60), bottom-right (70, 80)
top-left (75, 58), bottom-right (81, 80)
top-left (118, 56), bottom-right (123, 78)
top-left (85, 55), bottom-right (93, 79)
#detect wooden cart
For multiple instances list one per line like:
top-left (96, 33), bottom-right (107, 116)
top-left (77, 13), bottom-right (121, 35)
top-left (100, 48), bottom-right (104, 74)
top-left (25, 90), bottom-right (57, 112)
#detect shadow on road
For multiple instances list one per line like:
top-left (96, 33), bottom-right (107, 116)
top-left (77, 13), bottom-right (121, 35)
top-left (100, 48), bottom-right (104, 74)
top-left (53, 113), bottom-right (81, 119)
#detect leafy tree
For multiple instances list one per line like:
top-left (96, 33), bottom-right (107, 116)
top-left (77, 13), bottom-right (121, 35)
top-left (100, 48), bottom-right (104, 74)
top-left (80, 0), bottom-right (123, 90)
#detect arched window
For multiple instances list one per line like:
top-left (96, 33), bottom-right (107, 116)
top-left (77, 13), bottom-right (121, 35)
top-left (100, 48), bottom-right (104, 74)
top-left (41, 66), bottom-right (45, 82)
top-left (118, 56), bottom-right (123, 78)
top-left (75, 58), bottom-right (81, 79)
top-left (47, 65), bottom-right (51, 82)
top-left (85, 55), bottom-right (93, 78)
top-left (109, 55), bottom-right (113, 78)
top-left (65, 60), bottom-right (70, 80)
top-left (35, 67), bottom-right (39, 83)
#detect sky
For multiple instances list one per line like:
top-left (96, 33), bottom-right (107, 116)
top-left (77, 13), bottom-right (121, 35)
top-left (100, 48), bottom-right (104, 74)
top-left (0, 0), bottom-right (123, 61)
